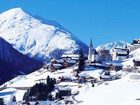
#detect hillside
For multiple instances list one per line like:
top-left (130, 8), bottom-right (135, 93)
top-left (0, 8), bottom-right (88, 63)
top-left (0, 37), bottom-right (43, 85)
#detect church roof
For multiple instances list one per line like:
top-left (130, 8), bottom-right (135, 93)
top-left (93, 49), bottom-right (98, 54)
top-left (89, 38), bottom-right (93, 48)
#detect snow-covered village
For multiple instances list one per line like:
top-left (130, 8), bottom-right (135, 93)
top-left (1, 1), bottom-right (140, 105)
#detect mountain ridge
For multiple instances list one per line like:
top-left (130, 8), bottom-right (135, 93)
top-left (96, 41), bottom-right (132, 51)
top-left (0, 8), bottom-right (88, 63)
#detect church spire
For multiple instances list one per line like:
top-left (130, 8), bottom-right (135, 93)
top-left (88, 37), bottom-right (93, 62)
top-left (89, 37), bottom-right (93, 48)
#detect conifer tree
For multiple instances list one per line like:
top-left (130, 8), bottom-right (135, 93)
top-left (77, 48), bottom-right (85, 74)
top-left (0, 98), bottom-right (4, 105)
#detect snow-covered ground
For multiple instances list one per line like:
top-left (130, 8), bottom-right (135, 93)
top-left (123, 47), bottom-right (140, 68)
top-left (1, 66), bottom-right (140, 105)
top-left (0, 66), bottom-right (103, 104)
top-left (76, 72), bottom-right (140, 105)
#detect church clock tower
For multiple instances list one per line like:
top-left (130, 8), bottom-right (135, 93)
top-left (88, 38), bottom-right (93, 62)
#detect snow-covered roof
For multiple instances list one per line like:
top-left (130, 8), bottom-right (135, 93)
top-left (57, 59), bottom-right (77, 64)
top-left (91, 63), bottom-right (106, 66)
top-left (53, 64), bottom-right (63, 67)
top-left (51, 59), bottom-right (56, 62)
top-left (103, 61), bottom-right (123, 66)
top-left (66, 59), bottom-right (77, 63)
top-left (56, 59), bottom-right (64, 63)
top-left (133, 58), bottom-right (140, 61)
top-left (117, 51), bottom-right (128, 55)
top-left (57, 87), bottom-right (71, 91)
top-left (61, 54), bottom-right (79, 58)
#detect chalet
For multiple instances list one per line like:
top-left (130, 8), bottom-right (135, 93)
top-left (79, 76), bottom-right (86, 83)
top-left (84, 76), bottom-right (97, 83)
top-left (61, 59), bottom-right (76, 67)
top-left (52, 87), bottom-right (71, 98)
top-left (112, 48), bottom-right (129, 60)
top-left (66, 59), bottom-right (77, 66)
top-left (89, 60), bottom-right (123, 71)
top-left (133, 59), bottom-right (140, 67)
top-left (58, 87), bottom-right (71, 97)
top-left (56, 59), bottom-right (77, 68)
top-left (51, 59), bottom-right (58, 64)
top-left (49, 58), bottom-right (77, 71)
top-left (89, 63), bottom-right (110, 70)
top-left (132, 39), bottom-right (140, 45)
top-left (61, 54), bottom-right (80, 60)
top-left (98, 50), bottom-right (112, 62)
top-left (50, 63), bottom-right (63, 72)
top-left (100, 70), bottom-right (120, 80)
top-left (63, 59), bottom-right (69, 68)
top-left (103, 61), bottom-right (123, 71)
top-left (60, 76), bottom-right (73, 82)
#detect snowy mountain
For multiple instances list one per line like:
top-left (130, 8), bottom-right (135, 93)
top-left (0, 37), bottom-right (43, 85)
top-left (96, 41), bottom-right (131, 51)
top-left (0, 8), bottom-right (88, 63)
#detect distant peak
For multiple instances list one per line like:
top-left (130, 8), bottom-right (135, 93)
top-left (96, 40), bottom-right (131, 51)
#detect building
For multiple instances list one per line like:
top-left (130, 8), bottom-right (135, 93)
top-left (57, 59), bottom-right (77, 67)
top-left (49, 58), bottom-right (77, 71)
top-left (98, 50), bottom-right (112, 62)
top-left (58, 87), bottom-right (71, 97)
top-left (50, 63), bottom-right (63, 72)
top-left (88, 38), bottom-right (99, 63)
top-left (100, 70), bottom-right (120, 80)
top-left (132, 39), bottom-right (140, 45)
top-left (111, 47), bottom-right (129, 61)
top-left (103, 61), bottom-right (123, 71)
top-left (61, 54), bottom-right (79, 60)
top-left (133, 59), bottom-right (140, 67)
top-left (52, 87), bottom-right (71, 98)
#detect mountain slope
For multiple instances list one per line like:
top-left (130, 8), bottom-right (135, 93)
top-left (96, 41), bottom-right (131, 51)
top-left (0, 8), bottom-right (88, 63)
top-left (0, 37), bottom-right (43, 85)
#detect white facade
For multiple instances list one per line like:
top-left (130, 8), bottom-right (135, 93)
top-left (111, 48), bottom-right (129, 61)
top-left (91, 54), bottom-right (99, 62)
top-left (88, 38), bottom-right (93, 62)
top-left (111, 49), bottom-right (117, 60)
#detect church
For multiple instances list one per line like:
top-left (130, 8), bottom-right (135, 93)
top-left (87, 38), bottom-right (112, 63)
top-left (88, 38), bottom-right (99, 63)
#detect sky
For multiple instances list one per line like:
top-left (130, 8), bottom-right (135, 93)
top-left (0, 0), bottom-right (140, 47)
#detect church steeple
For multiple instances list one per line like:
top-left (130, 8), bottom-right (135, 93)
top-left (89, 38), bottom-right (93, 49)
top-left (88, 38), bottom-right (93, 62)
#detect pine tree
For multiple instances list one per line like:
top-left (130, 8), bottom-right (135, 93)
top-left (77, 48), bottom-right (85, 74)
top-left (23, 76), bottom-right (56, 101)
top-left (23, 90), bottom-right (30, 102)
top-left (46, 76), bottom-right (51, 85)
top-left (0, 98), bottom-right (4, 105)
top-left (12, 95), bottom-right (16, 102)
